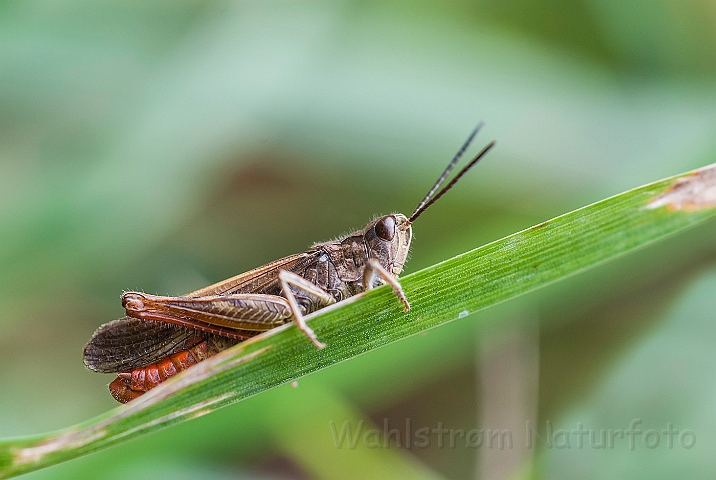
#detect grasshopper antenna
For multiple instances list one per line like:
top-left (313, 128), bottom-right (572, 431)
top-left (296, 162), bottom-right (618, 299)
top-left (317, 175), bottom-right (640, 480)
top-left (408, 125), bottom-right (495, 224)
top-left (409, 123), bottom-right (483, 220)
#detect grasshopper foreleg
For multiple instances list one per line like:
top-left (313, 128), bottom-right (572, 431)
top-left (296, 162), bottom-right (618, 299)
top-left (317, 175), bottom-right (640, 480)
top-left (278, 270), bottom-right (336, 349)
top-left (363, 258), bottom-right (410, 312)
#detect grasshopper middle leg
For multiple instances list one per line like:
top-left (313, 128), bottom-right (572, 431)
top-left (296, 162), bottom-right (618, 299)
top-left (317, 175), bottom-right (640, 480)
top-left (278, 270), bottom-right (336, 349)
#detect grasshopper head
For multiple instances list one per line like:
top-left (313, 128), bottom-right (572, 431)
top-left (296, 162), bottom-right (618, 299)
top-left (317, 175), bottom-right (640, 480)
top-left (363, 125), bottom-right (494, 280)
top-left (363, 214), bottom-right (412, 277)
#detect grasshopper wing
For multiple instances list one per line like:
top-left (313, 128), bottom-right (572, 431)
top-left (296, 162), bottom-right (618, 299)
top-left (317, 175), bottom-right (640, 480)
top-left (84, 251), bottom-right (321, 373)
top-left (83, 316), bottom-right (209, 373)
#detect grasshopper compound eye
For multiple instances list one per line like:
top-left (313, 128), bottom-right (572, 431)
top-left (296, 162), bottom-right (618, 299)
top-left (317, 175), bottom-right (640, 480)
top-left (375, 215), bottom-right (396, 241)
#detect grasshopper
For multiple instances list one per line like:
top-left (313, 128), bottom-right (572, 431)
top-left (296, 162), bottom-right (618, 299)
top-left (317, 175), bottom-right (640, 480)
top-left (83, 126), bottom-right (495, 403)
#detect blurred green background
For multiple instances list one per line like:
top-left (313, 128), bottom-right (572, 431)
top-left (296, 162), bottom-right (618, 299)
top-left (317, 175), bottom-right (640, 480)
top-left (1, 1), bottom-right (716, 479)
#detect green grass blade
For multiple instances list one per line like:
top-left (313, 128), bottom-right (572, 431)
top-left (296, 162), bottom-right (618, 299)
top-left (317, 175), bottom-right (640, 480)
top-left (1, 163), bottom-right (715, 478)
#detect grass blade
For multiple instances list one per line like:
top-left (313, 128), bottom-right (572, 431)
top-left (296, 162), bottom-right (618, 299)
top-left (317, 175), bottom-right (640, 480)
top-left (1, 163), bottom-right (715, 478)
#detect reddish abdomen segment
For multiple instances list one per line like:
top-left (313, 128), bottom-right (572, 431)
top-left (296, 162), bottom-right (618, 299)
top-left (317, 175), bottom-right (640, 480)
top-left (109, 340), bottom-right (214, 403)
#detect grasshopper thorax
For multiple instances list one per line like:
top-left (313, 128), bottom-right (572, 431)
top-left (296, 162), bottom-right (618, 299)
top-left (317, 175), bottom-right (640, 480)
top-left (363, 214), bottom-right (412, 277)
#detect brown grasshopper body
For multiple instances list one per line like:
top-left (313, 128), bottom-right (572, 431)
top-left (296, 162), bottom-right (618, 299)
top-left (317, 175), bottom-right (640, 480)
top-left (83, 127), bottom-right (495, 403)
